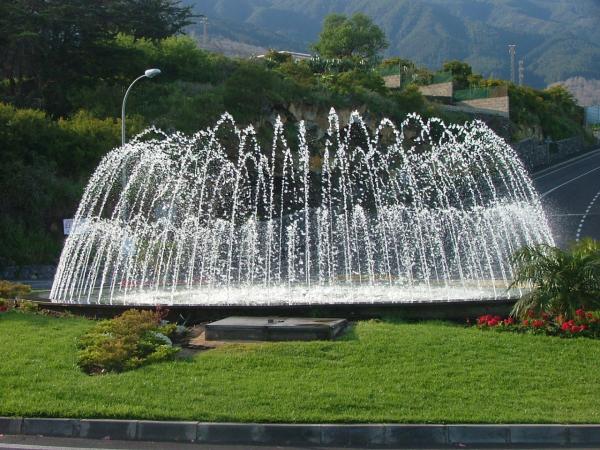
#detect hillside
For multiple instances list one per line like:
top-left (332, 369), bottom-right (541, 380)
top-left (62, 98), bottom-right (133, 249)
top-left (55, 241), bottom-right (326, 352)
top-left (185, 0), bottom-right (600, 88)
top-left (550, 77), bottom-right (600, 107)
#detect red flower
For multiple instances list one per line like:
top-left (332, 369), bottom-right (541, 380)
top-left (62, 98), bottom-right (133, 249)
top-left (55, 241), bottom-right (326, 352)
top-left (0, 305), bottom-right (7, 312)
top-left (532, 319), bottom-right (545, 328)
top-left (576, 309), bottom-right (586, 317)
top-left (487, 318), bottom-right (500, 327)
top-left (526, 310), bottom-right (536, 318)
top-left (568, 324), bottom-right (585, 334)
top-left (477, 315), bottom-right (491, 326)
top-left (504, 317), bottom-right (515, 325)
top-left (523, 319), bottom-right (530, 326)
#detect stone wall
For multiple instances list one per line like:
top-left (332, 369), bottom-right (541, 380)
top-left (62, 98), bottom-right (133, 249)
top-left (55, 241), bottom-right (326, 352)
top-left (513, 135), bottom-right (586, 170)
top-left (512, 138), bottom-right (551, 169)
top-left (553, 135), bottom-right (585, 162)
top-left (383, 74), bottom-right (401, 89)
top-left (417, 82), bottom-right (453, 98)
top-left (458, 96), bottom-right (510, 117)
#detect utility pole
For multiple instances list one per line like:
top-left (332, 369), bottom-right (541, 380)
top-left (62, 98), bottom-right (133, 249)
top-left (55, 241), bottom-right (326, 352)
top-left (199, 15), bottom-right (208, 46)
top-left (518, 59), bottom-right (524, 86)
top-left (508, 45), bottom-right (516, 83)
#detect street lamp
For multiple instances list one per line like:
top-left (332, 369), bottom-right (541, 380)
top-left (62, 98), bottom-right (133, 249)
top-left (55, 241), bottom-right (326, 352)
top-left (121, 68), bottom-right (161, 146)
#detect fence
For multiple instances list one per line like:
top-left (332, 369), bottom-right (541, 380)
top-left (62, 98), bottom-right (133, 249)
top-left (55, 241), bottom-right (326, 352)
top-left (378, 67), bottom-right (452, 87)
top-left (453, 85), bottom-right (508, 102)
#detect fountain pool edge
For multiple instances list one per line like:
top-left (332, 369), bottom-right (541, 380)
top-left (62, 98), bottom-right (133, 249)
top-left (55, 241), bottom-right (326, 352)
top-left (30, 290), bottom-right (516, 323)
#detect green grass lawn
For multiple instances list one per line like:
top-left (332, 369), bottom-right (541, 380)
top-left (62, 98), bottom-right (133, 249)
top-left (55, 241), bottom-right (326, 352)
top-left (1, 311), bottom-right (599, 423)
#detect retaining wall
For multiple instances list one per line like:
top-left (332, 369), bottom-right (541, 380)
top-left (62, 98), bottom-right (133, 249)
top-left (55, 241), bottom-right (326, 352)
top-left (418, 81), bottom-right (453, 98)
top-left (458, 96), bottom-right (509, 117)
top-left (514, 135), bottom-right (586, 170)
top-left (383, 74), bottom-right (401, 89)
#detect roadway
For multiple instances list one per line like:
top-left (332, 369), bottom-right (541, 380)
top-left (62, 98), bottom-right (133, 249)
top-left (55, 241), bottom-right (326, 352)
top-left (533, 148), bottom-right (600, 248)
top-left (1, 435), bottom-right (596, 450)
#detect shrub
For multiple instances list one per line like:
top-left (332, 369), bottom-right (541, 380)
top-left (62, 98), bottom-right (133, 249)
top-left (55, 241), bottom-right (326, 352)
top-left (0, 299), bottom-right (11, 312)
top-left (77, 309), bottom-right (179, 374)
top-left (474, 309), bottom-right (600, 339)
top-left (510, 238), bottom-right (600, 319)
top-left (0, 280), bottom-right (31, 299)
top-left (17, 300), bottom-right (39, 313)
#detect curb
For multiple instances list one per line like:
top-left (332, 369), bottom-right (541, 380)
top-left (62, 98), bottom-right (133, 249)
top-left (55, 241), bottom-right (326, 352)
top-left (2, 418), bottom-right (600, 447)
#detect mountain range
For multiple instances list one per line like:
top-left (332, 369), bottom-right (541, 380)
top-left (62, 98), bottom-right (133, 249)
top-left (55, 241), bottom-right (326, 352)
top-left (184, 0), bottom-right (600, 89)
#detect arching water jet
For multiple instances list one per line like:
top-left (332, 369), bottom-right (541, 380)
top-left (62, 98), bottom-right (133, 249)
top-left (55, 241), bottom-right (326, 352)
top-left (50, 110), bottom-right (553, 305)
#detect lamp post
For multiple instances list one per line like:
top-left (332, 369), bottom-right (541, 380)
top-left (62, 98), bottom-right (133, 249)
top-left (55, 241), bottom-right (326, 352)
top-left (121, 68), bottom-right (161, 146)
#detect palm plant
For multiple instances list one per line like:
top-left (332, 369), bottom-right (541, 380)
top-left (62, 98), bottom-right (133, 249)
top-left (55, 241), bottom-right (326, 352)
top-left (510, 238), bottom-right (600, 319)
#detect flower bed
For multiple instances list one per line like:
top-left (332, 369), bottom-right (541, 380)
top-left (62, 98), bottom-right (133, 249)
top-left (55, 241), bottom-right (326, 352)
top-left (474, 309), bottom-right (600, 338)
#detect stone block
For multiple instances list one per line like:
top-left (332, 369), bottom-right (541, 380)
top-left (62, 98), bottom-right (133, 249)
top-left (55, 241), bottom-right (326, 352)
top-left (448, 425), bottom-right (509, 445)
top-left (569, 425), bottom-right (600, 445)
top-left (79, 419), bottom-right (137, 440)
top-left (260, 424), bottom-right (321, 445)
top-left (349, 425), bottom-right (386, 446)
top-left (136, 420), bottom-right (196, 442)
top-left (22, 418), bottom-right (78, 437)
top-left (386, 424), bottom-right (447, 446)
top-left (196, 423), bottom-right (261, 444)
top-left (0, 417), bottom-right (22, 434)
top-left (510, 425), bottom-right (568, 445)
top-left (320, 425), bottom-right (349, 446)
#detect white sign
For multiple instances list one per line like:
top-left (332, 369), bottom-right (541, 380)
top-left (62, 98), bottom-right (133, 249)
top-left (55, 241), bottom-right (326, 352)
top-left (63, 218), bottom-right (88, 235)
top-left (63, 218), bottom-right (74, 235)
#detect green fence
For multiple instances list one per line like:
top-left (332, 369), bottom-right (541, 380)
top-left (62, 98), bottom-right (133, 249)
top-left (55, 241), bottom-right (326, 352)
top-left (377, 65), bottom-right (402, 77)
top-left (431, 71), bottom-right (452, 84)
top-left (454, 85), bottom-right (507, 101)
top-left (377, 67), bottom-right (452, 87)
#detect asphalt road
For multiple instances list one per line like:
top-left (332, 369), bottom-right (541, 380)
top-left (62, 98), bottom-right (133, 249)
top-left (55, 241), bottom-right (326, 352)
top-left (1, 435), bottom-right (595, 450)
top-left (533, 148), bottom-right (600, 248)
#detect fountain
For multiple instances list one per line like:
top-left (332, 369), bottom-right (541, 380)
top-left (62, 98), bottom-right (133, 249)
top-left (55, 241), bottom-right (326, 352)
top-left (50, 110), bottom-right (553, 306)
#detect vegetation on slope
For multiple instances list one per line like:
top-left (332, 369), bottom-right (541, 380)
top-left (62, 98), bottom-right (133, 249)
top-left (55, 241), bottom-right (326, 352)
top-left (0, 6), bottom-right (588, 268)
top-left (185, 0), bottom-right (600, 87)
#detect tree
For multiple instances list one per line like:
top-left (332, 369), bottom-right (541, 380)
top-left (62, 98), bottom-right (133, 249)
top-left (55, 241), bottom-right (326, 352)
top-left (0, 0), bottom-right (195, 115)
top-left (312, 13), bottom-right (388, 63)
top-left (442, 60), bottom-right (473, 89)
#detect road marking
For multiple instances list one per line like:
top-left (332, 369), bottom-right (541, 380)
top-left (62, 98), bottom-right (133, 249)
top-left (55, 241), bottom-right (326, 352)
top-left (540, 165), bottom-right (600, 198)
top-left (576, 189), bottom-right (600, 241)
top-left (546, 213), bottom-right (600, 217)
top-left (533, 147), bottom-right (600, 180)
top-left (0, 444), bottom-right (116, 450)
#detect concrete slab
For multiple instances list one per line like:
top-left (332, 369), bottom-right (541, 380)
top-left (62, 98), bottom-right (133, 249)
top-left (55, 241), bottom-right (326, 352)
top-left (204, 316), bottom-right (347, 341)
top-left (22, 418), bottom-right (79, 437)
top-left (79, 419), bottom-right (137, 440)
top-left (136, 420), bottom-right (197, 442)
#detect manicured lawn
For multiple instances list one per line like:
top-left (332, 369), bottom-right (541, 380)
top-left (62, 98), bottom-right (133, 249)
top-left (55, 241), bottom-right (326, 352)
top-left (1, 311), bottom-right (599, 423)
